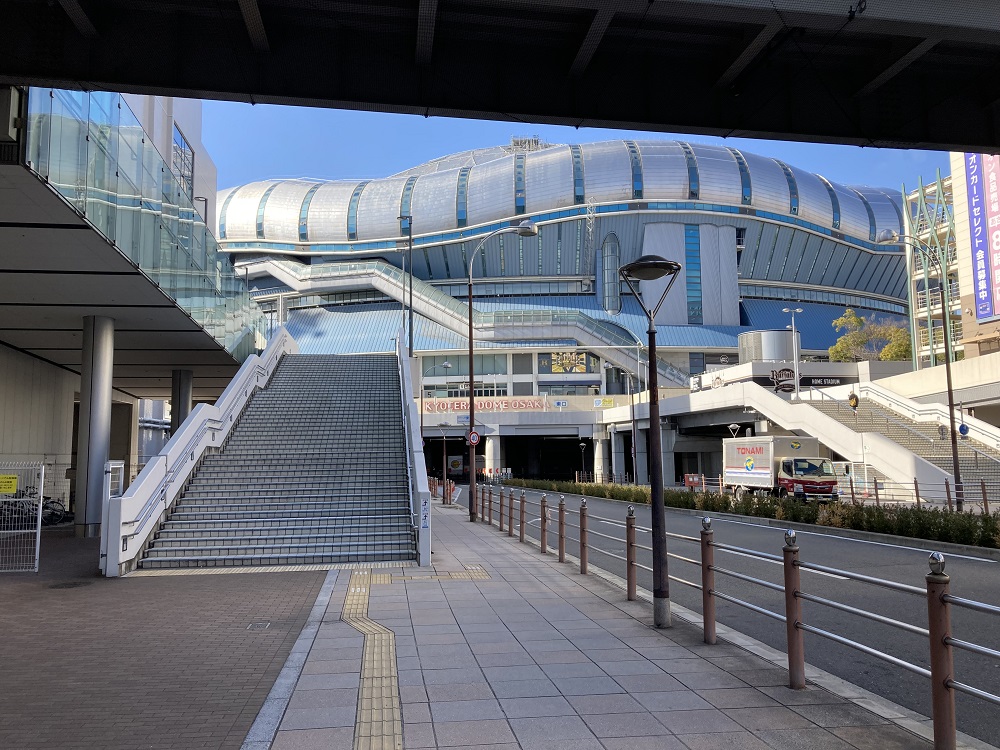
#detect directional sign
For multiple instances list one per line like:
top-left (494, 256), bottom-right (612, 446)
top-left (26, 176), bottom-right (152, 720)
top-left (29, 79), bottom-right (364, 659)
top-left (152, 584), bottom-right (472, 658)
top-left (468, 431), bottom-right (481, 446)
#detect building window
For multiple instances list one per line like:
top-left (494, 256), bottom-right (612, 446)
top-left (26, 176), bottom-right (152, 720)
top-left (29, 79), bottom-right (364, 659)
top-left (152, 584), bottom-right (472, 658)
top-left (514, 153), bottom-right (526, 215)
top-left (601, 232), bottom-right (621, 313)
top-left (736, 227), bottom-right (746, 249)
top-left (774, 160), bottom-right (799, 215)
top-left (689, 353), bottom-right (706, 374)
top-left (852, 188), bottom-right (878, 241)
top-left (728, 148), bottom-right (752, 205)
top-left (678, 142), bottom-right (700, 199)
top-left (556, 222), bottom-right (563, 274)
top-left (575, 220), bottom-right (583, 274)
top-left (171, 124), bottom-right (194, 199)
top-left (456, 167), bottom-right (471, 227)
top-left (624, 140), bottom-right (643, 199)
top-left (298, 183), bottom-right (321, 242)
top-left (219, 189), bottom-right (237, 240)
top-left (685, 224), bottom-right (702, 324)
top-left (537, 227), bottom-right (544, 276)
top-left (570, 145), bottom-right (585, 204)
top-left (817, 175), bottom-right (841, 229)
top-left (512, 353), bottom-right (533, 375)
top-left (256, 183), bottom-right (279, 240)
top-left (347, 181), bottom-right (369, 240)
top-left (498, 234), bottom-right (506, 276)
top-left (399, 175), bottom-right (418, 235)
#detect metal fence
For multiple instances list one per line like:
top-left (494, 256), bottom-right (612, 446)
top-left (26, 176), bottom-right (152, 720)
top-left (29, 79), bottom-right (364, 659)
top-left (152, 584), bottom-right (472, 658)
top-left (0, 463), bottom-right (45, 573)
top-left (473, 485), bottom-right (1000, 750)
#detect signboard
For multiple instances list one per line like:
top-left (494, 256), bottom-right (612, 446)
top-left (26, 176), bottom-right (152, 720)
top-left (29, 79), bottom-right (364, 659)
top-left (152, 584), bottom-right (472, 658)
top-left (0, 475), bottom-right (17, 493)
top-left (966, 152), bottom-right (998, 320)
top-left (447, 456), bottom-right (464, 476)
top-left (468, 431), bottom-right (481, 446)
top-left (593, 397), bottom-right (614, 408)
top-left (424, 397), bottom-right (544, 413)
top-left (553, 400), bottom-right (568, 408)
top-left (420, 496), bottom-right (430, 529)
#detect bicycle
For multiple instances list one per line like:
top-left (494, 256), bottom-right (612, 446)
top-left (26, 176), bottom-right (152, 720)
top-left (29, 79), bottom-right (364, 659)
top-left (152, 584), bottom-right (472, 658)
top-left (1, 486), bottom-right (65, 526)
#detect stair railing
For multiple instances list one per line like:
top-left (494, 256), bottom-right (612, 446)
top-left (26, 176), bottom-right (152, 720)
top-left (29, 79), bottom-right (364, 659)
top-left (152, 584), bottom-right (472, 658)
top-left (396, 332), bottom-right (431, 566)
top-left (100, 327), bottom-right (298, 577)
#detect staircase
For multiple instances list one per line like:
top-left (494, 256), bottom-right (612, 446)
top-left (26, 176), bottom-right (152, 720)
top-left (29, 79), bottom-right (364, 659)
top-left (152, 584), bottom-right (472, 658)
top-left (139, 354), bottom-right (416, 569)
top-left (809, 397), bottom-right (1000, 487)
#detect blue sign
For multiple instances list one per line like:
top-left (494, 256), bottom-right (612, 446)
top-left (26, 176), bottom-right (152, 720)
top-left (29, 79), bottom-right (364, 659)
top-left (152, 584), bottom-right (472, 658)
top-left (554, 400), bottom-right (568, 408)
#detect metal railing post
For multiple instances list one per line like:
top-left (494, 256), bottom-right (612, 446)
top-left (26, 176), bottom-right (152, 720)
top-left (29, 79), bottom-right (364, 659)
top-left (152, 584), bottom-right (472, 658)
top-left (488, 486), bottom-right (493, 525)
top-left (579, 499), bottom-right (588, 574)
top-left (945, 479), bottom-right (953, 512)
top-left (915, 478), bottom-right (922, 508)
top-left (849, 476), bottom-right (856, 505)
top-left (700, 517), bottom-right (716, 645)
top-left (498, 487), bottom-right (505, 532)
top-left (626, 505), bottom-right (636, 601)
top-left (873, 479), bottom-right (880, 506)
top-left (782, 530), bottom-right (806, 689)
top-left (519, 491), bottom-right (526, 543)
top-left (540, 494), bottom-right (548, 554)
top-left (926, 552), bottom-right (957, 750)
top-left (558, 495), bottom-right (566, 562)
top-left (982, 479), bottom-right (990, 515)
top-left (508, 488), bottom-right (514, 536)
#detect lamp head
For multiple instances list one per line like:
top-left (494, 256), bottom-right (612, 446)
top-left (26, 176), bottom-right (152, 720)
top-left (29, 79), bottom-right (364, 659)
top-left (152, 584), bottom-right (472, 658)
top-left (782, 307), bottom-right (803, 314)
top-left (442, 362), bottom-right (452, 369)
top-left (619, 255), bottom-right (682, 282)
top-left (876, 229), bottom-right (900, 244)
top-left (515, 219), bottom-right (538, 237)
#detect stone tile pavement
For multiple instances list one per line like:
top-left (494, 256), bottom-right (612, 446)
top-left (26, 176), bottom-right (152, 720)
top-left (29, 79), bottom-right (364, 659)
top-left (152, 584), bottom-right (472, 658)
top-left (264, 504), bottom-right (943, 750)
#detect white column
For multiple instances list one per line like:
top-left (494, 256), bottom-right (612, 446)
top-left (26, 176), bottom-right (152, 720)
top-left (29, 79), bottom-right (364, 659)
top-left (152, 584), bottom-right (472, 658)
top-left (610, 431), bottom-right (625, 482)
top-left (661, 428), bottom-right (677, 488)
top-left (635, 428), bottom-right (649, 485)
top-left (170, 369), bottom-right (194, 433)
top-left (484, 435), bottom-right (501, 477)
top-left (594, 438), bottom-right (609, 482)
top-left (76, 316), bottom-right (114, 538)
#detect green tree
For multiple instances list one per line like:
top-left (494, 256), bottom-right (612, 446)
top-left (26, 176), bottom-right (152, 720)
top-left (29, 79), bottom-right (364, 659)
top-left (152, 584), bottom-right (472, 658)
top-left (828, 308), bottom-right (911, 362)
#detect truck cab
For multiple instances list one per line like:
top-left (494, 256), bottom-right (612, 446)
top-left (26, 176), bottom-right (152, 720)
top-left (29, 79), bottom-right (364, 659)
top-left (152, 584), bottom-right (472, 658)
top-left (778, 457), bottom-right (838, 499)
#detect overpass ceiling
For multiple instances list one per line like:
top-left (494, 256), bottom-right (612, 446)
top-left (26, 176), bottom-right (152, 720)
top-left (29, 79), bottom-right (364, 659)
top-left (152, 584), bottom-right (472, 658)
top-left (4, 1), bottom-right (1000, 151)
top-left (0, 166), bottom-right (242, 400)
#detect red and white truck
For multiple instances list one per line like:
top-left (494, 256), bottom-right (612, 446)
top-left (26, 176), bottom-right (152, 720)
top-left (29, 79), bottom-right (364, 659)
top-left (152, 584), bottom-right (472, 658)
top-left (723, 436), bottom-right (838, 500)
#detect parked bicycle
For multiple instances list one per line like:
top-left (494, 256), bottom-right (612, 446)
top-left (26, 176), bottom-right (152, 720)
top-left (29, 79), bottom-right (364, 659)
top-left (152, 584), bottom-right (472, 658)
top-left (0, 486), bottom-right (65, 526)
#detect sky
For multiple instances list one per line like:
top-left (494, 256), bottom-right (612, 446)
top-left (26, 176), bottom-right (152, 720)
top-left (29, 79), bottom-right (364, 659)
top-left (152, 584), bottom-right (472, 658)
top-left (202, 100), bottom-right (951, 195)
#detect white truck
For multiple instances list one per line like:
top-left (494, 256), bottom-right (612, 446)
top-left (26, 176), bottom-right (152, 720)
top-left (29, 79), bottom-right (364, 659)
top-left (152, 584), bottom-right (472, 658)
top-left (723, 436), bottom-right (838, 501)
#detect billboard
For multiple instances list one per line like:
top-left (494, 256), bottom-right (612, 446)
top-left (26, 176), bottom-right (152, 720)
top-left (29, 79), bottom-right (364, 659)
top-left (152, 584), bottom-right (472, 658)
top-left (966, 152), bottom-right (1000, 320)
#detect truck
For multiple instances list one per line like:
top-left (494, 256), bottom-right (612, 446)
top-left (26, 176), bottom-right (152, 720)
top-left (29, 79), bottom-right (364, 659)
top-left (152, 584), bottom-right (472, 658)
top-left (723, 436), bottom-right (838, 501)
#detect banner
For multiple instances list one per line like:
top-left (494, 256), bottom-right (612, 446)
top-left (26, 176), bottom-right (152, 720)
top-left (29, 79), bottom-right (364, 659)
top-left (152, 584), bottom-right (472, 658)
top-left (967, 152), bottom-right (997, 320)
top-left (986, 155), bottom-right (1000, 320)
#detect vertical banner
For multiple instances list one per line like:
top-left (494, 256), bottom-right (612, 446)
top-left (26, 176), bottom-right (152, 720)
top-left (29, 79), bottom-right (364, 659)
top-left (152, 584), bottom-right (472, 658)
top-left (965, 153), bottom-right (994, 320)
top-left (986, 154), bottom-right (1000, 319)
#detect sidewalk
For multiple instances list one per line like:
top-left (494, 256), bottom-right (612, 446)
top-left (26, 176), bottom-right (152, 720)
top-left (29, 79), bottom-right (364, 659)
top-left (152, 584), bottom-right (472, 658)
top-left (261, 503), bottom-right (936, 750)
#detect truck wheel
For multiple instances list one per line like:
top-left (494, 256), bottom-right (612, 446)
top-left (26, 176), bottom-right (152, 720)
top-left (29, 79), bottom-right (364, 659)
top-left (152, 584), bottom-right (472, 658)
top-left (777, 488), bottom-right (788, 499)
top-left (734, 486), bottom-right (745, 502)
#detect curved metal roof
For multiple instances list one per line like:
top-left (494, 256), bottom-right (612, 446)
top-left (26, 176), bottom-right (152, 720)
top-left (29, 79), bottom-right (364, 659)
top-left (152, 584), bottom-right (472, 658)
top-left (218, 140), bottom-right (903, 248)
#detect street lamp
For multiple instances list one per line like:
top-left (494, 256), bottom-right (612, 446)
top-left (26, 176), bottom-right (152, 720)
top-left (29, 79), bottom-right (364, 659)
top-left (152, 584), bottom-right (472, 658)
top-left (579, 441), bottom-right (587, 479)
top-left (398, 214), bottom-right (415, 357)
top-left (877, 228), bottom-right (963, 511)
top-left (782, 307), bottom-right (803, 399)
top-left (619, 254), bottom-right (682, 628)
top-left (466, 219), bottom-right (538, 521)
top-left (421, 361), bottom-right (451, 435)
top-left (605, 362), bottom-right (639, 482)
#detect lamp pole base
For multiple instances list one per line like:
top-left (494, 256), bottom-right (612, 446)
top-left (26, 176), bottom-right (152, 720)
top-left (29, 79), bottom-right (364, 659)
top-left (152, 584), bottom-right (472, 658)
top-left (653, 597), bottom-right (672, 629)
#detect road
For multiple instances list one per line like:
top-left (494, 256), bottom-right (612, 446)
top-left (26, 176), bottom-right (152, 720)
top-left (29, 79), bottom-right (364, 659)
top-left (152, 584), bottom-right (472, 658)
top-left (458, 486), bottom-right (1000, 745)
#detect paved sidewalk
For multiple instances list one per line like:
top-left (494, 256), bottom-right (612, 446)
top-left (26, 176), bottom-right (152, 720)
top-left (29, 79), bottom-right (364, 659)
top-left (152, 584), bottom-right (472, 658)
top-left (265, 503), bottom-right (936, 750)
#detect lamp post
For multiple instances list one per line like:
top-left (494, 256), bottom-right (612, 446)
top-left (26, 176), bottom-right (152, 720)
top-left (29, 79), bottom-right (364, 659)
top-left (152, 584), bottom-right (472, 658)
top-left (877, 229), bottom-right (963, 511)
top-left (579, 441), bottom-right (587, 479)
top-left (436, 422), bottom-right (450, 498)
top-left (783, 307), bottom-right (803, 399)
top-left (398, 214), bottom-right (415, 357)
top-left (619, 254), bottom-right (682, 627)
top-left (466, 219), bottom-right (538, 521)
top-left (421, 361), bottom-right (451, 435)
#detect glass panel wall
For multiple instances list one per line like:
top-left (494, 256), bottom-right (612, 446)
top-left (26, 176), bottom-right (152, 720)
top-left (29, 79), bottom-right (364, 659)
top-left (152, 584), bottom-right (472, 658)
top-left (24, 88), bottom-right (263, 360)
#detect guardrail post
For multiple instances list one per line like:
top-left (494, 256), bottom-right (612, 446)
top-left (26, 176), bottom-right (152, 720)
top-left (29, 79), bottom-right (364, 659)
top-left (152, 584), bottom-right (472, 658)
top-left (849, 477), bottom-right (856, 505)
top-left (480, 485), bottom-right (485, 520)
top-left (558, 495), bottom-right (566, 562)
top-left (915, 478), bottom-right (922, 509)
top-left (488, 487), bottom-right (493, 525)
top-left (508, 488), bottom-right (514, 536)
top-left (700, 518), bottom-right (716, 645)
top-left (626, 505), bottom-right (636, 601)
top-left (873, 479), bottom-right (880, 506)
top-left (519, 491), bottom-right (526, 543)
top-left (982, 479), bottom-right (990, 515)
top-left (926, 552), bottom-right (957, 750)
top-left (944, 480), bottom-right (953, 512)
top-left (498, 487), bottom-right (505, 532)
top-left (579, 499), bottom-right (588, 574)
top-left (540, 494), bottom-right (548, 554)
top-left (782, 530), bottom-right (806, 689)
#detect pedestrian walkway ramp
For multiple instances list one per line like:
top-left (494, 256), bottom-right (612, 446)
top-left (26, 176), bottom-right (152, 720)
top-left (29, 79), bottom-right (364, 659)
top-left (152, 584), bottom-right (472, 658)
top-left (136, 352), bottom-right (417, 569)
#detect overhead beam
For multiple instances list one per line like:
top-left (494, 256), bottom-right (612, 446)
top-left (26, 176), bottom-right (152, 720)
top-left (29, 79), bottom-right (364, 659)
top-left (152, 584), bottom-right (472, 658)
top-left (415, 0), bottom-right (439, 66)
top-left (856, 37), bottom-right (939, 97)
top-left (57, 0), bottom-right (98, 39)
top-left (715, 21), bottom-right (783, 89)
top-left (569, 6), bottom-right (614, 77)
top-left (237, 0), bottom-right (270, 53)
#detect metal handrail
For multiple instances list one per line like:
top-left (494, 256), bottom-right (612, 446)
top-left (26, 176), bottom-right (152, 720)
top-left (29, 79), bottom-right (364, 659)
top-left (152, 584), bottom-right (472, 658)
top-left (797, 622), bottom-right (932, 678)
top-left (711, 565), bottom-right (785, 593)
top-left (942, 594), bottom-right (1000, 615)
top-left (797, 591), bottom-right (929, 637)
top-left (794, 560), bottom-right (926, 595)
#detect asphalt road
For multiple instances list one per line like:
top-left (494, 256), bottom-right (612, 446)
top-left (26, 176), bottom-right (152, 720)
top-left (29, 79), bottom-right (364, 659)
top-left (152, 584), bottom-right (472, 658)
top-left (458, 485), bottom-right (1000, 745)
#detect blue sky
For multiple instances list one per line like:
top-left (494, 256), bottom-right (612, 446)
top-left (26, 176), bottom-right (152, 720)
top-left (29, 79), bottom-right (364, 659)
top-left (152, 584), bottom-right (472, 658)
top-left (203, 100), bottom-right (951, 195)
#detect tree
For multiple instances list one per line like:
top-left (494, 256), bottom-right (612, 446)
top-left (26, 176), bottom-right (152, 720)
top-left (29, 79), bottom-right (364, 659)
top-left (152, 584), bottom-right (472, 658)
top-left (828, 308), bottom-right (911, 362)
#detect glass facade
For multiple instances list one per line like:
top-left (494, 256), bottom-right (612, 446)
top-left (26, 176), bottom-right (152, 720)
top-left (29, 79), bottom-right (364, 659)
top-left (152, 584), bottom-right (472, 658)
top-left (456, 167), bottom-right (471, 227)
top-left (570, 145), bottom-right (585, 204)
top-left (678, 142), bottom-right (700, 200)
top-left (25, 87), bottom-right (262, 360)
top-left (774, 160), bottom-right (799, 215)
top-left (171, 124), bottom-right (194, 199)
top-left (728, 148), bottom-right (752, 205)
top-left (298, 183), bottom-right (321, 242)
top-left (346, 181), bottom-right (368, 240)
top-left (624, 140), bottom-right (643, 199)
top-left (685, 224), bottom-right (703, 324)
top-left (256, 183), bottom-right (278, 239)
top-left (818, 175), bottom-right (841, 229)
top-left (399, 175), bottom-right (418, 235)
top-left (852, 188), bottom-right (878, 241)
top-left (514, 153), bottom-right (526, 215)
top-left (601, 232), bottom-right (621, 313)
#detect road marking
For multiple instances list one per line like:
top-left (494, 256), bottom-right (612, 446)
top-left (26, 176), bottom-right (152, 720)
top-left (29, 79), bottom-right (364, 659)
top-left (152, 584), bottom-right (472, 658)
top-left (712, 518), bottom-right (998, 565)
top-left (600, 520), bottom-right (650, 534)
top-left (717, 548), bottom-right (848, 580)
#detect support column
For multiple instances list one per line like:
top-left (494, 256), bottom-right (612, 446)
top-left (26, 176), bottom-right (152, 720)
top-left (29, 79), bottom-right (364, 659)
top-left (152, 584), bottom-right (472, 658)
top-left (594, 438), bottom-right (609, 483)
top-left (661, 428), bottom-right (677, 488)
top-left (484, 435), bottom-right (501, 476)
top-left (635, 428), bottom-right (649, 485)
top-left (76, 316), bottom-right (114, 538)
top-left (170, 369), bottom-right (194, 433)
top-left (610, 431), bottom-right (626, 482)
